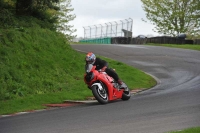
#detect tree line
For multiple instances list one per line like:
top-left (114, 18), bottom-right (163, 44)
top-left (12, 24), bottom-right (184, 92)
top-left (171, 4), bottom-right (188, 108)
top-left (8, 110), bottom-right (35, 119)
top-left (1, 0), bottom-right (199, 39)
top-left (0, 0), bottom-right (76, 38)
top-left (141, 0), bottom-right (200, 39)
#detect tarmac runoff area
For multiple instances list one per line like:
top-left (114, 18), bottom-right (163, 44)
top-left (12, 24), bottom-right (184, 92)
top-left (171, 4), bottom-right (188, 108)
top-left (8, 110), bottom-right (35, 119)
top-left (0, 89), bottom-right (145, 118)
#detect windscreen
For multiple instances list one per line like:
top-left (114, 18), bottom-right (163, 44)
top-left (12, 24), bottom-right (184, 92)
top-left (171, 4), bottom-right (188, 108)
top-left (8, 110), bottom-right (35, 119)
top-left (85, 64), bottom-right (93, 73)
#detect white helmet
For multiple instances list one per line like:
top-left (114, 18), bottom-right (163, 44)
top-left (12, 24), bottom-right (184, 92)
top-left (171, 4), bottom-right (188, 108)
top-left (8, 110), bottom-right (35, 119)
top-left (85, 52), bottom-right (96, 64)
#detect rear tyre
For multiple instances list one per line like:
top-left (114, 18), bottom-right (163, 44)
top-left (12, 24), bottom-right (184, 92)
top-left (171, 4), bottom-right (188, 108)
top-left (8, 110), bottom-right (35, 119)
top-left (91, 85), bottom-right (108, 104)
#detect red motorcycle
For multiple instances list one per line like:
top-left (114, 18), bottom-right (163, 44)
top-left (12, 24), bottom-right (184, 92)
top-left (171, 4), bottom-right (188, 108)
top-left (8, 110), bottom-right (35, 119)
top-left (84, 64), bottom-right (131, 104)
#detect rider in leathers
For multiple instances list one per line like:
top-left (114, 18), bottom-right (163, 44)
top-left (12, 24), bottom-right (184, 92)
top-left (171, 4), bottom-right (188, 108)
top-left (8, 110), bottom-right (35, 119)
top-left (85, 52), bottom-right (125, 88)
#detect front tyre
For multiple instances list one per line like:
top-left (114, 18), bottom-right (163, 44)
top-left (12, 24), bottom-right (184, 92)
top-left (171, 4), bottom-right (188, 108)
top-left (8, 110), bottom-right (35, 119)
top-left (91, 85), bottom-right (108, 104)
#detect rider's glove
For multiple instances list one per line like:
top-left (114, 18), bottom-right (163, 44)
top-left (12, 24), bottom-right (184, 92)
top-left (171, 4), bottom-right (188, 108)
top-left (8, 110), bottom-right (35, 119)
top-left (101, 66), bottom-right (107, 72)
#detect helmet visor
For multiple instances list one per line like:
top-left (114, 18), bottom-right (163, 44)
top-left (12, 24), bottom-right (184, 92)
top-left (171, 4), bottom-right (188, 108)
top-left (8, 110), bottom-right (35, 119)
top-left (86, 60), bottom-right (94, 64)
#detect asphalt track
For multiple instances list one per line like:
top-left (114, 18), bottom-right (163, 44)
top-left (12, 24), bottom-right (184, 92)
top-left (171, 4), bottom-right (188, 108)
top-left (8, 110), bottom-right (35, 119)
top-left (0, 44), bottom-right (200, 133)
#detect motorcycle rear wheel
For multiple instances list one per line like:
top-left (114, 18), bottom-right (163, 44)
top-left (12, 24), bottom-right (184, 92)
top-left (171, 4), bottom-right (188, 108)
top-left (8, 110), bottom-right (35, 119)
top-left (91, 85), bottom-right (108, 104)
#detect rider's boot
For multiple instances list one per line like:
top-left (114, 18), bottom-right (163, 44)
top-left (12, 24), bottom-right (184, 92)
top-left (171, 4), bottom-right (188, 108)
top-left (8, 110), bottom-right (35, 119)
top-left (117, 79), bottom-right (126, 89)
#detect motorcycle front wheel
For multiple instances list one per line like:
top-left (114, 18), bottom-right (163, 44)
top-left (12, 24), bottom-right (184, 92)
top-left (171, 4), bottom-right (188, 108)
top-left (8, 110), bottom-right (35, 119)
top-left (91, 85), bottom-right (108, 104)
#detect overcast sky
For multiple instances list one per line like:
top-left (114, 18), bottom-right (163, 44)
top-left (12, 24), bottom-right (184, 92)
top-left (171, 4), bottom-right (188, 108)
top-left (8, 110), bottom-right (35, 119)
top-left (70, 0), bottom-right (159, 37)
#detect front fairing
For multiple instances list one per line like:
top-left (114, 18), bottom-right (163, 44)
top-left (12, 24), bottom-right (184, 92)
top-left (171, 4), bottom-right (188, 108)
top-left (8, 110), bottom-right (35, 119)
top-left (84, 64), bottom-right (113, 86)
top-left (85, 64), bottom-right (94, 73)
top-left (84, 64), bottom-right (97, 84)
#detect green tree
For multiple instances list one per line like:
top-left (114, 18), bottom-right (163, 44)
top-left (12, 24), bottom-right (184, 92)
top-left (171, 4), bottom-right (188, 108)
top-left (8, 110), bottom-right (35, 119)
top-left (16, 0), bottom-right (60, 16)
top-left (55, 0), bottom-right (76, 40)
top-left (0, 0), bottom-right (76, 39)
top-left (141, 0), bottom-right (200, 38)
top-left (16, 0), bottom-right (34, 15)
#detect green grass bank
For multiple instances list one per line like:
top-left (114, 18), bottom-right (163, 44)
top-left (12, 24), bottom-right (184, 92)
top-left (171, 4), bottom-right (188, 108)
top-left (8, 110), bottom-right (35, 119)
top-left (146, 43), bottom-right (200, 51)
top-left (0, 24), bottom-right (156, 115)
top-left (168, 127), bottom-right (200, 133)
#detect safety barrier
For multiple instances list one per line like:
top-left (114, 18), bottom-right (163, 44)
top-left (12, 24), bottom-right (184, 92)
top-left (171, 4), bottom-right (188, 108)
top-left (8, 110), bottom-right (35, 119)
top-left (80, 37), bottom-right (199, 45)
top-left (79, 37), bottom-right (111, 44)
top-left (145, 37), bottom-right (194, 44)
top-left (111, 37), bottom-right (131, 44)
top-left (194, 39), bottom-right (200, 45)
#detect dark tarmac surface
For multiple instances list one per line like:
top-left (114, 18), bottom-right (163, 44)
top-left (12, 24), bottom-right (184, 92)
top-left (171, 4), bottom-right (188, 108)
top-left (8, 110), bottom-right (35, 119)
top-left (0, 44), bottom-right (200, 133)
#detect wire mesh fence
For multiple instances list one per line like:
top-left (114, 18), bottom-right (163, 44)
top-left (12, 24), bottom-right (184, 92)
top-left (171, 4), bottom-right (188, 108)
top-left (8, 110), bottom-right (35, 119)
top-left (81, 18), bottom-right (199, 44)
top-left (83, 18), bottom-right (133, 39)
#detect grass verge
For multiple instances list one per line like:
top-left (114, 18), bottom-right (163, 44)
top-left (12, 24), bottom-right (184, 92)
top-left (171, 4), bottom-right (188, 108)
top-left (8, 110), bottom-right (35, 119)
top-left (146, 43), bottom-right (200, 51)
top-left (0, 58), bottom-right (156, 115)
top-left (0, 28), bottom-right (156, 115)
top-left (168, 127), bottom-right (200, 133)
